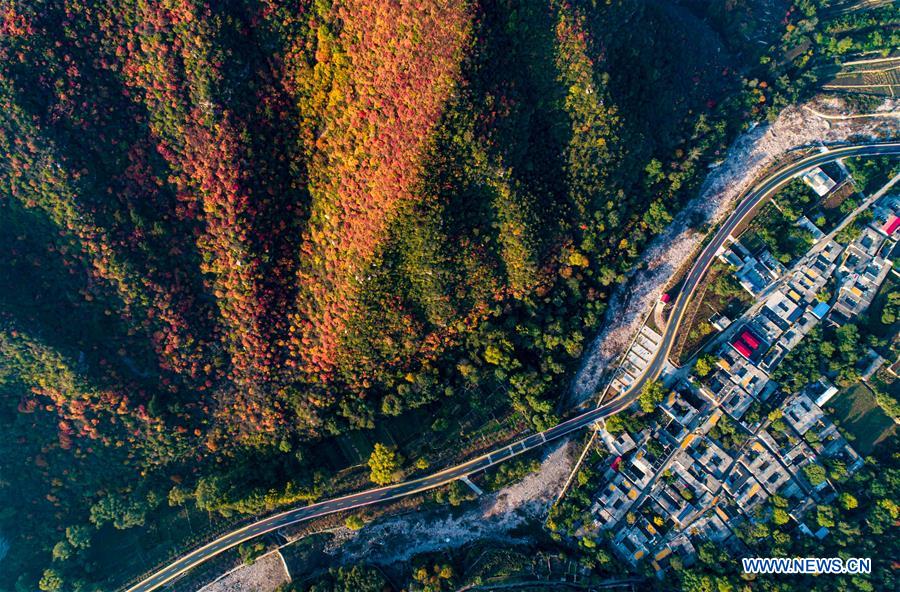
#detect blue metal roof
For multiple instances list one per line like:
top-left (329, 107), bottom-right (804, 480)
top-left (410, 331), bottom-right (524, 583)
top-left (811, 301), bottom-right (831, 319)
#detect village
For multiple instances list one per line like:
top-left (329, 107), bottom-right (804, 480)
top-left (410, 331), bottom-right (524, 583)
top-left (583, 164), bottom-right (899, 576)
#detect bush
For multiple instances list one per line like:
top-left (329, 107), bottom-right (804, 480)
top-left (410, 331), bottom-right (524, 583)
top-left (803, 463), bottom-right (827, 487)
top-left (638, 380), bottom-right (666, 413)
top-left (238, 541), bottom-right (267, 565)
top-left (694, 354), bottom-right (717, 378)
top-left (772, 508), bottom-right (790, 526)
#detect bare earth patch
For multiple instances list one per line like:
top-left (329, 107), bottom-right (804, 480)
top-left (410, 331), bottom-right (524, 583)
top-left (568, 97), bottom-right (900, 406)
top-left (196, 551), bottom-right (289, 592)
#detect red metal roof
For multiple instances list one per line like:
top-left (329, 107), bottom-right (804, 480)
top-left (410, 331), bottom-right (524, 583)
top-left (732, 340), bottom-right (753, 358)
top-left (660, 293), bottom-right (671, 304)
top-left (741, 331), bottom-right (761, 350)
top-left (611, 456), bottom-right (622, 472)
top-left (884, 215), bottom-right (900, 236)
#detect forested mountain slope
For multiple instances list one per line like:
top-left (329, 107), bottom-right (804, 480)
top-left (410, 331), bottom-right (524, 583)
top-left (2, 0), bottom-right (891, 589)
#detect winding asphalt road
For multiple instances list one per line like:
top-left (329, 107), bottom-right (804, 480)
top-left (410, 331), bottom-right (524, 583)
top-left (124, 142), bottom-right (900, 592)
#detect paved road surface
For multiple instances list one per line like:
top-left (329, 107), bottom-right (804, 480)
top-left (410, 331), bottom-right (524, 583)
top-left (125, 142), bottom-right (900, 592)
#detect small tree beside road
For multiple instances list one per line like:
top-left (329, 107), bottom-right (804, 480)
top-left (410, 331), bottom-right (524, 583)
top-left (368, 443), bottom-right (401, 486)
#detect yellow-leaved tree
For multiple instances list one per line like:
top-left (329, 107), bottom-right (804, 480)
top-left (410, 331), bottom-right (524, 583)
top-left (368, 443), bottom-right (401, 486)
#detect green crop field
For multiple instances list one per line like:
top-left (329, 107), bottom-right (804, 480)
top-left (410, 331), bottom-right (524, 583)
top-left (827, 383), bottom-right (897, 455)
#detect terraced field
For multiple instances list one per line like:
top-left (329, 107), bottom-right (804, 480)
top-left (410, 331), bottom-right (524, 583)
top-left (825, 56), bottom-right (900, 97)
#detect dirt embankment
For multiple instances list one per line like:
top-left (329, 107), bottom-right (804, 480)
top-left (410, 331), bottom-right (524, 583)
top-left (568, 97), bottom-right (900, 406)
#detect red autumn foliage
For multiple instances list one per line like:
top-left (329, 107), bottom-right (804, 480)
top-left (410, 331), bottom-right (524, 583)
top-left (287, 0), bottom-right (472, 378)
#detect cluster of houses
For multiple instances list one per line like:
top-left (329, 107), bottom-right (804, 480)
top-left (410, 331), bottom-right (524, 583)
top-left (718, 239), bottom-right (785, 297)
top-left (832, 221), bottom-right (895, 322)
top-left (589, 374), bottom-right (853, 574)
top-left (581, 180), bottom-right (898, 576)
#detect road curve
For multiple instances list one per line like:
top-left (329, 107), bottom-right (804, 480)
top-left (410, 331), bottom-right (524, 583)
top-left (124, 142), bottom-right (900, 592)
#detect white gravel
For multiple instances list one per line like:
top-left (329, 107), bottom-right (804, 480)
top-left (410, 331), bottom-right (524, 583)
top-left (195, 551), bottom-right (290, 592)
top-left (568, 97), bottom-right (900, 405)
top-left (327, 441), bottom-right (575, 565)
